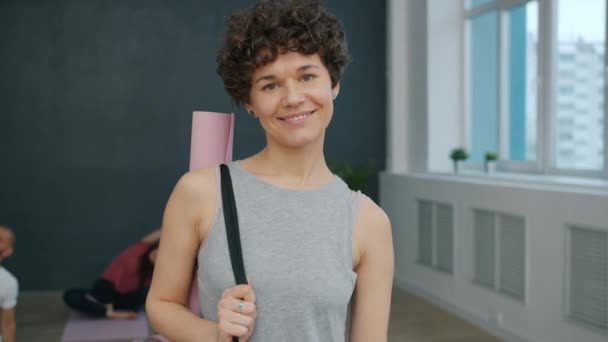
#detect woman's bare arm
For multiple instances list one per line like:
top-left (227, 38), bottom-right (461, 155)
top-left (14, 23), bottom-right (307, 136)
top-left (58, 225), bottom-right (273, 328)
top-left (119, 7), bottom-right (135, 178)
top-left (349, 196), bottom-right (394, 342)
top-left (146, 167), bottom-right (220, 341)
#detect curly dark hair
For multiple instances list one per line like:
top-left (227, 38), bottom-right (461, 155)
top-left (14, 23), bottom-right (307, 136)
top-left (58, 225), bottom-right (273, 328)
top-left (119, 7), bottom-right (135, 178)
top-left (216, 0), bottom-right (351, 107)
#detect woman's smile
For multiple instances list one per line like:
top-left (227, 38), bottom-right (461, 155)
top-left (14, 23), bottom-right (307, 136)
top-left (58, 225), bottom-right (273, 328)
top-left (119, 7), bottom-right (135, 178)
top-left (278, 110), bottom-right (316, 125)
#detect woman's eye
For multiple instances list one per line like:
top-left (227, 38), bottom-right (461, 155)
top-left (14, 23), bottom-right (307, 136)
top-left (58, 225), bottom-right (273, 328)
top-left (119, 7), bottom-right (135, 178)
top-left (263, 83), bottom-right (277, 91)
top-left (302, 74), bottom-right (315, 81)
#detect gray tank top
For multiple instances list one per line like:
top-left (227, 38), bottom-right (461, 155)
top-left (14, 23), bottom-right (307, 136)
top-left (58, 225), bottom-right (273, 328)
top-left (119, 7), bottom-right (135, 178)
top-left (197, 161), bottom-right (362, 341)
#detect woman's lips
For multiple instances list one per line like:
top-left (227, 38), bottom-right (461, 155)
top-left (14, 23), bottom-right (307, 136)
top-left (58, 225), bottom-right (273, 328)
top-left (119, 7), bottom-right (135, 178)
top-left (279, 110), bottom-right (315, 124)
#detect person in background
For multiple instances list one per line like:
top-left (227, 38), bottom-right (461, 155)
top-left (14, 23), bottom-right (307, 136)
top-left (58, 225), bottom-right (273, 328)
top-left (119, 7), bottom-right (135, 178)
top-left (0, 225), bottom-right (17, 342)
top-left (63, 229), bottom-right (160, 319)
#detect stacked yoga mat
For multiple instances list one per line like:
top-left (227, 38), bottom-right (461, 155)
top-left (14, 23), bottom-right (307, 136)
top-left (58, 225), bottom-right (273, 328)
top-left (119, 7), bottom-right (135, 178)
top-left (61, 311), bottom-right (149, 341)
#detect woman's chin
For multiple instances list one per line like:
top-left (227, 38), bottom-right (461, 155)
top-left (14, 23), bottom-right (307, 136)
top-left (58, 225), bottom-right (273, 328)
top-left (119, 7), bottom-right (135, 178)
top-left (281, 135), bottom-right (322, 149)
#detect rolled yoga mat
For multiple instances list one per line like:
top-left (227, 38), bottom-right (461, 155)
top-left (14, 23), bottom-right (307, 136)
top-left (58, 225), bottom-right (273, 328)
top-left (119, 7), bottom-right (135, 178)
top-left (188, 110), bottom-right (234, 316)
top-left (61, 311), bottom-right (149, 341)
top-left (189, 111), bottom-right (234, 171)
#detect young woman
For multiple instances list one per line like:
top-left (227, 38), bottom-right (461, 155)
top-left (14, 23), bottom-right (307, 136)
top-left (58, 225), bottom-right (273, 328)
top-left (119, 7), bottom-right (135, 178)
top-left (63, 230), bottom-right (160, 319)
top-left (146, 1), bottom-right (394, 341)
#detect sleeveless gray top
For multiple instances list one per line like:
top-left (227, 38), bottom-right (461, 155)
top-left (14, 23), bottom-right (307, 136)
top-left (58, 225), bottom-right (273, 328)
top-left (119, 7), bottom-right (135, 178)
top-left (197, 161), bottom-right (361, 341)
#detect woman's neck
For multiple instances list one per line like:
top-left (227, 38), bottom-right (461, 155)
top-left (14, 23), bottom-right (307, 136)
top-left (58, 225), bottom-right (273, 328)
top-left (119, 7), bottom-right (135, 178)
top-left (242, 140), bottom-right (333, 188)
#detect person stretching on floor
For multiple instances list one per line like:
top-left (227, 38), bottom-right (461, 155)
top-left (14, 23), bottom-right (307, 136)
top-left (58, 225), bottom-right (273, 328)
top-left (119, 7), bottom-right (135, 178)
top-left (0, 226), bottom-right (17, 342)
top-left (63, 229), bottom-right (160, 319)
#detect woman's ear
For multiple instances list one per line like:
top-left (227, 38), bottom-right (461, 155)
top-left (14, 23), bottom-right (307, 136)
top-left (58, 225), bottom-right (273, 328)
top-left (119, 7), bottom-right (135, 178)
top-left (245, 104), bottom-right (256, 117)
top-left (331, 82), bottom-right (340, 100)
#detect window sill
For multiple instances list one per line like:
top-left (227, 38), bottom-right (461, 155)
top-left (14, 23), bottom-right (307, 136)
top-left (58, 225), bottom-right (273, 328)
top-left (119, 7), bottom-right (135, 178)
top-left (407, 170), bottom-right (608, 196)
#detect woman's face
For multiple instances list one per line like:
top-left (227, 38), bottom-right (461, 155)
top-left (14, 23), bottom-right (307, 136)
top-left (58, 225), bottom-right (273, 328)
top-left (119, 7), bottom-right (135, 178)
top-left (246, 51), bottom-right (339, 149)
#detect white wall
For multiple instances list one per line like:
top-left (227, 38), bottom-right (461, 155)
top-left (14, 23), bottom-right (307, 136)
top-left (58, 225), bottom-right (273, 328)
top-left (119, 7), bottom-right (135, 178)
top-left (381, 172), bottom-right (608, 342)
top-left (387, 0), bottom-right (428, 173)
top-left (426, 0), bottom-right (464, 172)
top-left (386, 0), bottom-right (409, 173)
top-left (387, 0), bottom-right (464, 174)
top-left (407, 0), bottom-right (429, 174)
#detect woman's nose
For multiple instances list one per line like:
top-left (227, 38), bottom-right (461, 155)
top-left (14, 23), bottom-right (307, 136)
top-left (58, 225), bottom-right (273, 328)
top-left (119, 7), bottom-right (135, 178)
top-left (282, 81), bottom-right (305, 107)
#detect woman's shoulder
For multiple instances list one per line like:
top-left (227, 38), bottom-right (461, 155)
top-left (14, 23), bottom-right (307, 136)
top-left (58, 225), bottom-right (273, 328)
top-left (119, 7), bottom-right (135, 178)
top-left (170, 166), bottom-right (219, 220)
top-left (170, 165), bottom-right (221, 241)
top-left (350, 193), bottom-right (389, 226)
top-left (174, 166), bottom-right (219, 199)
top-left (351, 195), bottom-right (393, 270)
top-left (354, 196), bottom-right (392, 245)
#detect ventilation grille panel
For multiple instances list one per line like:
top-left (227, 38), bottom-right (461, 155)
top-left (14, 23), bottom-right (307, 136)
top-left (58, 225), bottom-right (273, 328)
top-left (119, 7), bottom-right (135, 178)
top-left (417, 200), bottom-right (453, 274)
top-left (499, 214), bottom-right (526, 300)
top-left (436, 204), bottom-right (454, 273)
top-left (473, 209), bottom-right (526, 302)
top-left (474, 210), bottom-right (496, 288)
top-left (569, 226), bottom-right (608, 332)
top-left (418, 200), bottom-right (433, 266)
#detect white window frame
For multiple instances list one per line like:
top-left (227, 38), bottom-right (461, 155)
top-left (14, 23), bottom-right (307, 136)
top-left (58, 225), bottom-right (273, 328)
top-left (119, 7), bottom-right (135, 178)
top-left (463, 0), bottom-right (608, 180)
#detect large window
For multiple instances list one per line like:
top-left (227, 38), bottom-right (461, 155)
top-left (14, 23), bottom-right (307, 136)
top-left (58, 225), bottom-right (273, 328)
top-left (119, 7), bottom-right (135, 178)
top-left (507, 1), bottom-right (538, 162)
top-left (465, 0), bottom-right (607, 177)
top-left (555, 0), bottom-right (605, 171)
top-left (469, 11), bottom-right (498, 163)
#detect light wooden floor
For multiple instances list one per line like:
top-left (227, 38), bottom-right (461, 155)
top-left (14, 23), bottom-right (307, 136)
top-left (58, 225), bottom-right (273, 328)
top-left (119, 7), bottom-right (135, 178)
top-left (17, 287), bottom-right (502, 341)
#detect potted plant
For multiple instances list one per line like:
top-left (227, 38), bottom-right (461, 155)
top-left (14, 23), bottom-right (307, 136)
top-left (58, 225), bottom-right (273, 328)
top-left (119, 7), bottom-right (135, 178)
top-left (328, 159), bottom-right (375, 192)
top-left (484, 152), bottom-right (498, 173)
top-left (450, 148), bottom-right (468, 173)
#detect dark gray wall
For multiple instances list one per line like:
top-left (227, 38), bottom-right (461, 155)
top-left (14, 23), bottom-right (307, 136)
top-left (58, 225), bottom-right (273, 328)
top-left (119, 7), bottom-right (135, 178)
top-left (0, 0), bottom-right (386, 291)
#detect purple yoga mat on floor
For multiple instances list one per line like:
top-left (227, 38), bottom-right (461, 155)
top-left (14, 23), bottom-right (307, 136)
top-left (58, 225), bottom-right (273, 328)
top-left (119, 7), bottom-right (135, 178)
top-left (61, 310), bottom-right (149, 341)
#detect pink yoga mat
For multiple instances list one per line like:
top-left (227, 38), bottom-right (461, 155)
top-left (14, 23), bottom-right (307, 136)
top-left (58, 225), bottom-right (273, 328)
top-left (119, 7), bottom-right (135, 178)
top-left (189, 111), bottom-right (234, 171)
top-left (61, 311), bottom-right (149, 341)
top-left (188, 111), bottom-right (235, 316)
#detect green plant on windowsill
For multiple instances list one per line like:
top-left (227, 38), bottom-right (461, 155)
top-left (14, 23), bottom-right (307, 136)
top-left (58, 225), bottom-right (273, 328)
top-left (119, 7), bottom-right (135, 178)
top-left (450, 147), bottom-right (469, 173)
top-left (484, 152), bottom-right (498, 173)
top-left (328, 159), bottom-right (376, 192)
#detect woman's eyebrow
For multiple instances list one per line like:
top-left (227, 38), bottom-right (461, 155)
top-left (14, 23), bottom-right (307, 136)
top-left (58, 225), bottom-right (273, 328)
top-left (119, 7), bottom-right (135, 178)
top-left (254, 64), bottom-right (320, 84)
top-left (297, 64), bottom-right (319, 72)
top-left (255, 75), bottom-right (276, 84)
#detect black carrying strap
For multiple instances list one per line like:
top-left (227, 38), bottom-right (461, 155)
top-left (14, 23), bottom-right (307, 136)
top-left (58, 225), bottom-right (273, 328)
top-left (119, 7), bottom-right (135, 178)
top-left (219, 164), bottom-right (247, 342)
top-left (219, 164), bottom-right (247, 286)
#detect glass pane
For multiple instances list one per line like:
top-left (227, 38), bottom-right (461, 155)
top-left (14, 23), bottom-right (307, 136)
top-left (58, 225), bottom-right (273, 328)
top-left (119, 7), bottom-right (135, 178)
top-left (469, 12), bottom-right (498, 162)
top-left (506, 1), bottom-right (538, 161)
top-left (555, 0), bottom-right (605, 171)
top-left (468, 0), bottom-right (494, 10)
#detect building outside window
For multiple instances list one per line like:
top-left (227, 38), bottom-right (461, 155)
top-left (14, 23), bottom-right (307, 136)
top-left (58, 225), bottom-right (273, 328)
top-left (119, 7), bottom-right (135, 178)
top-left (465, 0), bottom-right (607, 178)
